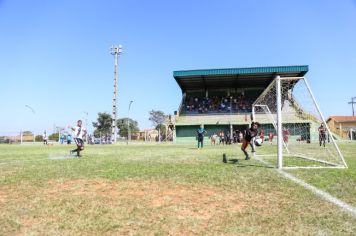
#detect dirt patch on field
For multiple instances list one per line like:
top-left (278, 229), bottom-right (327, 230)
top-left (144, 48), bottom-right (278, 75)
top-left (43, 179), bottom-right (246, 220)
top-left (1, 179), bottom-right (266, 234)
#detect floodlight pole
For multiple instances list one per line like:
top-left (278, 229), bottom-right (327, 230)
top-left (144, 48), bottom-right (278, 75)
top-left (276, 76), bottom-right (283, 169)
top-left (110, 45), bottom-right (123, 144)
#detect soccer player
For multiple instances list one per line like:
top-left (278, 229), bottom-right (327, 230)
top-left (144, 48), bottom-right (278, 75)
top-left (259, 129), bottom-right (265, 143)
top-left (196, 125), bottom-right (207, 149)
top-left (43, 131), bottom-right (48, 145)
top-left (268, 131), bottom-right (274, 145)
top-left (282, 127), bottom-right (289, 146)
top-left (219, 131), bottom-right (225, 145)
top-left (210, 132), bottom-right (218, 146)
top-left (318, 123), bottom-right (326, 147)
top-left (69, 120), bottom-right (87, 157)
top-left (241, 122), bottom-right (260, 160)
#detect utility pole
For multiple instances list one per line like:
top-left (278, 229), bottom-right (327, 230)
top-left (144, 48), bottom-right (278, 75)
top-left (348, 97), bottom-right (356, 116)
top-left (110, 45), bottom-right (123, 143)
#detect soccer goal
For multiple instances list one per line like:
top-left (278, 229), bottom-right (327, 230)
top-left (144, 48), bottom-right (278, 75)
top-left (252, 76), bottom-right (348, 169)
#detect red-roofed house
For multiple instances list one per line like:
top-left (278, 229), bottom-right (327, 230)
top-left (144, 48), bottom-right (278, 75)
top-left (326, 116), bottom-right (356, 139)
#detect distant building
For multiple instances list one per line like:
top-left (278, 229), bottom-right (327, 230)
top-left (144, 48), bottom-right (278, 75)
top-left (326, 116), bottom-right (356, 139)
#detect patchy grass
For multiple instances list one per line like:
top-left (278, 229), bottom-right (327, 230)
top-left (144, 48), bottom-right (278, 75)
top-left (0, 143), bottom-right (355, 235)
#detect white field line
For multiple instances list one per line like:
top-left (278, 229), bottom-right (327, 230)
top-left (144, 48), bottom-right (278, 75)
top-left (254, 157), bottom-right (356, 218)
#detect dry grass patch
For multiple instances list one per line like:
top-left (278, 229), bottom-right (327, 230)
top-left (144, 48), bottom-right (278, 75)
top-left (1, 179), bottom-right (251, 235)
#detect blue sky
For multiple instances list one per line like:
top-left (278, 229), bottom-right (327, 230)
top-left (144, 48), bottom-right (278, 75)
top-left (1, 0), bottom-right (356, 134)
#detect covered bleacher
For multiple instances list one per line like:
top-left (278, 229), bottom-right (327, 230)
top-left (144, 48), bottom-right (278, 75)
top-left (172, 65), bottom-right (308, 142)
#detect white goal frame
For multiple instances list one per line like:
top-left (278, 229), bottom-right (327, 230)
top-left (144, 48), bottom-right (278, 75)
top-left (252, 76), bottom-right (348, 169)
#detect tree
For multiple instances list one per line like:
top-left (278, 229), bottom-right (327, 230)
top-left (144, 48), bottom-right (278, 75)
top-left (149, 110), bottom-right (167, 127)
top-left (49, 133), bottom-right (59, 141)
top-left (22, 131), bottom-right (33, 136)
top-left (35, 135), bottom-right (43, 142)
top-left (116, 118), bottom-right (140, 138)
top-left (92, 112), bottom-right (112, 137)
top-left (149, 110), bottom-right (168, 140)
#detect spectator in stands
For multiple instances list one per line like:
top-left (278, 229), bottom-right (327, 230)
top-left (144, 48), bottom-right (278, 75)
top-left (219, 102), bottom-right (226, 112)
top-left (183, 94), bottom-right (255, 114)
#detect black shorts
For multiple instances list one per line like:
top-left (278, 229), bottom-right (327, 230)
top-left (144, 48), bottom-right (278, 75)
top-left (319, 134), bottom-right (326, 140)
top-left (74, 138), bottom-right (84, 147)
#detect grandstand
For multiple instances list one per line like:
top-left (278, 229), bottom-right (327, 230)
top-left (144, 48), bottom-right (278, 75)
top-left (172, 65), bottom-right (309, 143)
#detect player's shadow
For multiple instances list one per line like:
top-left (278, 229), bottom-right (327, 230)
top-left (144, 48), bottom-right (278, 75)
top-left (224, 159), bottom-right (273, 168)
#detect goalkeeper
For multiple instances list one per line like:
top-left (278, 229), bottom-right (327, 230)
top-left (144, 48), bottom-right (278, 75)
top-left (241, 122), bottom-right (260, 160)
top-left (196, 125), bottom-right (207, 149)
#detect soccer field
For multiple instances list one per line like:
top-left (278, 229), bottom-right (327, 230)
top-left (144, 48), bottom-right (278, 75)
top-left (1, 142), bottom-right (356, 235)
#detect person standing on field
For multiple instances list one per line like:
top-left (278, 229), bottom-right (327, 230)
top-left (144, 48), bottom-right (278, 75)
top-left (282, 127), bottom-right (289, 145)
top-left (318, 123), bottom-right (326, 147)
top-left (241, 122), bottom-right (260, 160)
top-left (268, 131), bottom-right (274, 145)
top-left (259, 129), bottom-right (265, 143)
top-left (211, 132), bottom-right (218, 146)
top-left (43, 131), bottom-right (48, 145)
top-left (68, 120), bottom-right (87, 157)
top-left (196, 125), bottom-right (207, 149)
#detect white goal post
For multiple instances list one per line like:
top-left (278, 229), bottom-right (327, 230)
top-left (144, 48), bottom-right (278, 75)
top-left (252, 76), bottom-right (348, 169)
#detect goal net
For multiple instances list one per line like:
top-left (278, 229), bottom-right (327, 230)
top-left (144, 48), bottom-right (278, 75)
top-left (252, 76), bottom-right (347, 169)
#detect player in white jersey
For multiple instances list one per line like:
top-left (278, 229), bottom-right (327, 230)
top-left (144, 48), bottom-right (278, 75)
top-left (69, 120), bottom-right (87, 157)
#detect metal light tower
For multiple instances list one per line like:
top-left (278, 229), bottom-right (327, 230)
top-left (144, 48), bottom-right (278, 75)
top-left (110, 44), bottom-right (123, 143)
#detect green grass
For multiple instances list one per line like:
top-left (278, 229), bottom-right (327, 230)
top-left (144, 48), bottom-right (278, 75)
top-left (1, 142), bottom-right (356, 235)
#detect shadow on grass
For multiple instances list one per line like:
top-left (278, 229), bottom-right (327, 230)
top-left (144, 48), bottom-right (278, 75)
top-left (223, 159), bottom-right (273, 168)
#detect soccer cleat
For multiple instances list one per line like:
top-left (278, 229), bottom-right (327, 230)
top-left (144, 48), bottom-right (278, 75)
top-left (245, 155), bottom-right (250, 160)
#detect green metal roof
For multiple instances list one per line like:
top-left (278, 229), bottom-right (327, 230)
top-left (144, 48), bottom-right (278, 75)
top-left (173, 65), bottom-right (308, 91)
top-left (173, 65), bottom-right (308, 77)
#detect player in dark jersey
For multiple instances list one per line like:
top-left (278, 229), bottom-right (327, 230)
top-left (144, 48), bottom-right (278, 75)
top-left (196, 125), bottom-right (207, 149)
top-left (241, 122), bottom-right (260, 160)
top-left (318, 123), bottom-right (326, 147)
